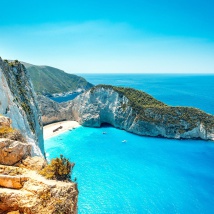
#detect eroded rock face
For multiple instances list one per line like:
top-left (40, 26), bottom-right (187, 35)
top-left (0, 116), bottom-right (11, 127)
top-left (37, 95), bottom-right (74, 125)
top-left (0, 58), bottom-right (44, 156)
top-left (0, 175), bottom-right (28, 189)
top-left (0, 138), bottom-right (31, 165)
top-left (72, 87), bottom-right (133, 128)
top-left (18, 156), bottom-right (46, 171)
top-left (71, 86), bottom-right (214, 141)
top-left (0, 165), bottom-right (78, 214)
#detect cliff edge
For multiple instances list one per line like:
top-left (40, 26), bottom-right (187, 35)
top-left (0, 58), bottom-right (44, 156)
top-left (0, 162), bottom-right (78, 214)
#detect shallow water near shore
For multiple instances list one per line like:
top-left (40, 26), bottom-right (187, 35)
top-left (45, 125), bottom-right (214, 214)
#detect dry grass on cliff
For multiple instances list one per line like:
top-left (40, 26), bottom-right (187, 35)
top-left (0, 126), bottom-right (26, 143)
top-left (0, 126), bottom-right (14, 137)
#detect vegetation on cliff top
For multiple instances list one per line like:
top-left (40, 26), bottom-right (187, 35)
top-left (91, 85), bottom-right (214, 131)
top-left (22, 62), bottom-right (93, 95)
top-left (90, 84), bottom-right (167, 109)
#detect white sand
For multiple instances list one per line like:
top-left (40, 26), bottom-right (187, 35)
top-left (43, 121), bottom-right (80, 140)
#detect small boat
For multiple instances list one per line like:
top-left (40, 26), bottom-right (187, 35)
top-left (122, 140), bottom-right (127, 143)
top-left (102, 132), bottom-right (107, 134)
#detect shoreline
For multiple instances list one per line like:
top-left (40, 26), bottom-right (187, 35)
top-left (43, 121), bottom-right (80, 140)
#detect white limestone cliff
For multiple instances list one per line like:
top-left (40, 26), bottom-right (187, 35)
top-left (0, 58), bottom-right (44, 156)
top-left (71, 86), bottom-right (214, 141)
top-left (37, 95), bottom-right (74, 125)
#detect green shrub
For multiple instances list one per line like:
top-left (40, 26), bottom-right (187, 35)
top-left (40, 155), bottom-right (74, 181)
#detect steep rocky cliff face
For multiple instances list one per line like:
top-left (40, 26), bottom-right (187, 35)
top-left (0, 58), bottom-right (44, 156)
top-left (37, 95), bottom-right (74, 125)
top-left (0, 58), bottom-right (78, 213)
top-left (71, 85), bottom-right (214, 140)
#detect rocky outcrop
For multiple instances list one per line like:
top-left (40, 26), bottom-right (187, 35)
top-left (0, 58), bottom-right (44, 156)
top-left (37, 95), bottom-right (74, 125)
top-left (18, 156), bottom-right (46, 171)
top-left (0, 164), bottom-right (78, 213)
top-left (0, 138), bottom-right (31, 165)
top-left (0, 174), bottom-right (28, 189)
top-left (0, 115), bottom-right (78, 212)
top-left (0, 116), bottom-right (11, 127)
top-left (71, 85), bottom-right (214, 140)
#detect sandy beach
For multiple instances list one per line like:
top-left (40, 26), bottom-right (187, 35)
top-left (43, 121), bottom-right (80, 140)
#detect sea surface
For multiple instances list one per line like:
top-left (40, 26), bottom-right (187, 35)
top-left (48, 92), bottom-right (81, 103)
top-left (45, 74), bottom-right (214, 214)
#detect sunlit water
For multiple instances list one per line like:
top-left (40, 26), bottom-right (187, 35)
top-left (45, 126), bottom-right (214, 214)
top-left (45, 74), bottom-right (214, 213)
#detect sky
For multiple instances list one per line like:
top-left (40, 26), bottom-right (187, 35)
top-left (0, 0), bottom-right (214, 73)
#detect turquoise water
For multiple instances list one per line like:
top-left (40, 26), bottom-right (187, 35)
top-left (45, 126), bottom-right (214, 214)
top-left (45, 74), bottom-right (214, 213)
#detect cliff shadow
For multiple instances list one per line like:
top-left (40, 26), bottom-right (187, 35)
top-left (100, 122), bottom-right (114, 128)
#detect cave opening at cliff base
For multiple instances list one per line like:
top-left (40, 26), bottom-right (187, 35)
top-left (100, 122), bottom-right (114, 128)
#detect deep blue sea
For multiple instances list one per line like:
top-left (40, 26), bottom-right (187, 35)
top-left (45, 74), bottom-right (214, 214)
